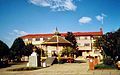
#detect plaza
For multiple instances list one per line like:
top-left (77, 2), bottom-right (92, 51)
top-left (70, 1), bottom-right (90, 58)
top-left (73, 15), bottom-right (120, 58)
top-left (0, 62), bottom-right (120, 75)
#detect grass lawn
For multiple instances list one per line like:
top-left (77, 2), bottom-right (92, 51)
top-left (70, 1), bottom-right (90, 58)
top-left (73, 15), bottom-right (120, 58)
top-left (7, 67), bottom-right (41, 71)
top-left (95, 63), bottom-right (116, 69)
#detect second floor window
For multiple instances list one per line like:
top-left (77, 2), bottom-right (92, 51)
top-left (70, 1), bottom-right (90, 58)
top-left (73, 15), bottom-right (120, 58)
top-left (28, 38), bottom-right (32, 41)
top-left (36, 38), bottom-right (40, 41)
top-left (76, 37), bottom-right (80, 40)
top-left (84, 37), bottom-right (87, 40)
top-left (84, 43), bottom-right (90, 46)
top-left (77, 43), bottom-right (81, 46)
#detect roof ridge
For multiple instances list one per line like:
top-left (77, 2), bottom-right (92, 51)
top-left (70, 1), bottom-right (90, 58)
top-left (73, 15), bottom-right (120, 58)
top-left (21, 31), bottom-right (103, 39)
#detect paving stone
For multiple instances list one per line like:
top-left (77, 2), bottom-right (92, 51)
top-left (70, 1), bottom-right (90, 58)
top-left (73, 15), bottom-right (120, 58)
top-left (0, 63), bottom-right (120, 75)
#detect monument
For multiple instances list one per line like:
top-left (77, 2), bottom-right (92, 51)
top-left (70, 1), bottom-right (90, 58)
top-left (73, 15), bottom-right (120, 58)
top-left (27, 47), bottom-right (40, 67)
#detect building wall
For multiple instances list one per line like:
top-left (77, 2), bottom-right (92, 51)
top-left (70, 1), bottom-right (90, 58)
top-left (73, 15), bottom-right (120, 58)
top-left (76, 36), bottom-right (91, 50)
top-left (75, 35), bottom-right (103, 59)
top-left (47, 46), bottom-right (63, 57)
top-left (24, 38), bottom-right (43, 45)
top-left (22, 34), bottom-right (102, 59)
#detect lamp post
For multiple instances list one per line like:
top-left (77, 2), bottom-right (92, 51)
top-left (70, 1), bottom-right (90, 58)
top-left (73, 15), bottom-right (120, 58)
top-left (41, 48), bottom-right (42, 62)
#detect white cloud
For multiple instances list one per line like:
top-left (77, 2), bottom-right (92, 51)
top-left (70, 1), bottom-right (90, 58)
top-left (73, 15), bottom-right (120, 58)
top-left (19, 31), bottom-right (28, 35)
top-left (96, 13), bottom-right (106, 24)
top-left (8, 32), bottom-right (14, 35)
top-left (9, 29), bottom-right (28, 37)
top-left (30, 0), bottom-right (50, 6)
top-left (13, 29), bottom-right (19, 33)
top-left (96, 15), bottom-right (103, 21)
top-left (29, 0), bottom-right (77, 11)
top-left (78, 17), bottom-right (92, 24)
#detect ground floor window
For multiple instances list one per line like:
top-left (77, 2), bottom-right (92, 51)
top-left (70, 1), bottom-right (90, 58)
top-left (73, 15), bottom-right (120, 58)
top-left (78, 51), bottom-right (82, 56)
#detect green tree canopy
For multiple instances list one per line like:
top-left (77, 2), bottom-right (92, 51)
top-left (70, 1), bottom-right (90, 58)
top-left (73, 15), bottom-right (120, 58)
top-left (94, 28), bottom-right (120, 61)
top-left (65, 32), bottom-right (77, 49)
top-left (10, 37), bottom-right (25, 60)
top-left (61, 46), bottom-right (74, 57)
top-left (23, 43), bottom-right (45, 57)
top-left (23, 43), bottom-right (34, 56)
top-left (0, 40), bottom-right (9, 59)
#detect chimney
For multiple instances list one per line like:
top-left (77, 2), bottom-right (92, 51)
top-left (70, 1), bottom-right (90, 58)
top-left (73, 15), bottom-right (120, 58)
top-left (100, 28), bottom-right (103, 31)
top-left (100, 28), bottom-right (103, 34)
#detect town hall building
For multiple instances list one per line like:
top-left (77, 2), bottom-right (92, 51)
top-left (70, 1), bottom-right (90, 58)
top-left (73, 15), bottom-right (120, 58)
top-left (21, 28), bottom-right (103, 59)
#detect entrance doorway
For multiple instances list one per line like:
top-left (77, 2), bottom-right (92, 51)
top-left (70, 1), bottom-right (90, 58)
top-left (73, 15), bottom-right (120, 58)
top-left (51, 51), bottom-right (58, 57)
top-left (78, 51), bottom-right (82, 56)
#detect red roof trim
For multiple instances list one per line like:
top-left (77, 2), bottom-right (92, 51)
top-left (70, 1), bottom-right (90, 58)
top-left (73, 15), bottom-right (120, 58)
top-left (73, 32), bottom-right (103, 36)
top-left (21, 31), bottom-right (103, 39)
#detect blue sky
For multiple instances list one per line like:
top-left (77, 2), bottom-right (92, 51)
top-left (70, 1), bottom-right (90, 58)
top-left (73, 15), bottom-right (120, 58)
top-left (0, 0), bottom-right (120, 47)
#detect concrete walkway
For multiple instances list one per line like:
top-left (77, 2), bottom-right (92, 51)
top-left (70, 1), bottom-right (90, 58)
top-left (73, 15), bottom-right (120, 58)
top-left (0, 62), bottom-right (120, 75)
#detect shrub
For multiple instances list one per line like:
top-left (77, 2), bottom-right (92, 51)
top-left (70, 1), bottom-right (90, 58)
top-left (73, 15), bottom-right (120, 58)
top-left (103, 57), bottom-right (114, 65)
top-left (95, 64), bottom-right (116, 69)
top-left (7, 67), bottom-right (41, 71)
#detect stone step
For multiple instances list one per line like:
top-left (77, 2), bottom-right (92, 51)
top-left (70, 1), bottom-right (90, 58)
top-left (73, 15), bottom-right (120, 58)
top-left (45, 57), bottom-right (56, 66)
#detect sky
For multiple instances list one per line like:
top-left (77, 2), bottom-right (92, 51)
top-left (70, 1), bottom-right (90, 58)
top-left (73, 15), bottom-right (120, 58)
top-left (0, 0), bottom-right (120, 47)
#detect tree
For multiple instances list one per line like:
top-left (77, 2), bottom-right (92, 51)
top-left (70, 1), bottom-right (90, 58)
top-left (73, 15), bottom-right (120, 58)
top-left (10, 37), bottom-right (25, 61)
top-left (61, 46), bottom-right (75, 57)
top-left (65, 32), bottom-right (77, 49)
top-left (65, 32), bottom-right (79, 57)
top-left (0, 40), bottom-right (9, 59)
top-left (23, 43), bottom-right (34, 56)
top-left (94, 28), bottom-right (120, 62)
top-left (23, 43), bottom-right (45, 57)
top-left (114, 28), bottom-right (120, 60)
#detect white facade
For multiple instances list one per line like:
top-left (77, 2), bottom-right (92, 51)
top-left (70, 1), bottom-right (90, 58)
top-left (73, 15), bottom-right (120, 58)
top-left (22, 31), bottom-right (103, 59)
top-left (75, 36), bottom-right (102, 59)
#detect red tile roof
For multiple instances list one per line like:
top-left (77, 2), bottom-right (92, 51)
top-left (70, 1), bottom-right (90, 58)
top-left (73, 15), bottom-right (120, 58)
top-left (21, 33), bottom-right (54, 39)
top-left (21, 31), bottom-right (103, 39)
top-left (73, 32), bottom-right (103, 36)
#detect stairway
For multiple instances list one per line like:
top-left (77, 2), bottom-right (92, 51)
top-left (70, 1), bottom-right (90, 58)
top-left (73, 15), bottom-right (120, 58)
top-left (45, 57), bottom-right (56, 66)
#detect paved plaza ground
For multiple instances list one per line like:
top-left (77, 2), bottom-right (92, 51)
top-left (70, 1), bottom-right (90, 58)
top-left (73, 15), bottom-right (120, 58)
top-left (0, 62), bottom-right (120, 75)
